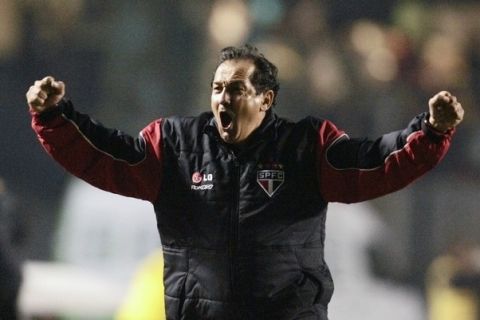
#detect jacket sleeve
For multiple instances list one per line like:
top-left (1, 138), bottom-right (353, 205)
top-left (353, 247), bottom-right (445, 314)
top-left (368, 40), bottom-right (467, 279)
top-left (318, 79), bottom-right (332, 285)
top-left (316, 113), bottom-right (454, 203)
top-left (30, 99), bottom-right (163, 203)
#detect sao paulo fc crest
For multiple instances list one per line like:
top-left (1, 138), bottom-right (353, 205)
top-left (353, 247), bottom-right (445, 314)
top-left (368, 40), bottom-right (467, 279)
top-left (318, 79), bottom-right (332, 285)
top-left (256, 163), bottom-right (285, 197)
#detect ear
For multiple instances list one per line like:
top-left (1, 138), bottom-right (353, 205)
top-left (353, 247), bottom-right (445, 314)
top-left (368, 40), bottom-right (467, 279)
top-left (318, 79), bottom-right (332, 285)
top-left (260, 90), bottom-right (274, 112)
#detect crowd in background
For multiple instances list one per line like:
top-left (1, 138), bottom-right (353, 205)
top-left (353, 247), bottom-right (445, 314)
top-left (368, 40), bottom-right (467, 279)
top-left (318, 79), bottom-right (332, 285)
top-left (1, 0), bottom-right (480, 318)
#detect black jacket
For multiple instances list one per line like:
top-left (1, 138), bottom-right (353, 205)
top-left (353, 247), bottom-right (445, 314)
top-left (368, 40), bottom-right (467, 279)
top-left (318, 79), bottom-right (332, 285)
top-left (158, 112), bottom-right (331, 319)
top-left (32, 100), bottom-right (453, 319)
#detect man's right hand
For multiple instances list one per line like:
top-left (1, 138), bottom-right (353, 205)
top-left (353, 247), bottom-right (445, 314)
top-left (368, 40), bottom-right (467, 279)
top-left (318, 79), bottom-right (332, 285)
top-left (26, 76), bottom-right (65, 113)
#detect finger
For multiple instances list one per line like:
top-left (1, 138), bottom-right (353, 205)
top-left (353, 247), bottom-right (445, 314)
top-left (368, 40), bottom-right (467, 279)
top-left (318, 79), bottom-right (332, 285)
top-left (454, 102), bottom-right (464, 120)
top-left (438, 104), bottom-right (462, 124)
top-left (430, 94), bottom-right (443, 107)
top-left (29, 96), bottom-right (45, 107)
top-left (40, 76), bottom-right (54, 85)
top-left (433, 94), bottom-right (455, 110)
top-left (438, 90), bottom-right (451, 98)
top-left (27, 82), bottom-right (46, 100)
top-left (50, 81), bottom-right (65, 94)
top-left (39, 76), bottom-right (55, 91)
top-left (36, 90), bottom-right (48, 100)
top-left (437, 94), bottom-right (452, 105)
top-left (29, 86), bottom-right (48, 99)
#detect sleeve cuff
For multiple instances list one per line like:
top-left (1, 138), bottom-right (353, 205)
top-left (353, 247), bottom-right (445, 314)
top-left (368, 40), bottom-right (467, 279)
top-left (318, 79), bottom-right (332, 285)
top-left (421, 113), bottom-right (455, 143)
top-left (30, 99), bottom-right (70, 123)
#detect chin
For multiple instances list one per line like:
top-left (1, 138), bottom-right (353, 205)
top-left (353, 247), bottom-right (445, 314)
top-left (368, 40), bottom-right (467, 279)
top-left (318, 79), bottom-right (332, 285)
top-left (220, 131), bottom-right (234, 144)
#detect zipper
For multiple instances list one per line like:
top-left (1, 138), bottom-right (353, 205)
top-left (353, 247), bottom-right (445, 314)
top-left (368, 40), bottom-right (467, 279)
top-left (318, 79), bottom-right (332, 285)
top-left (208, 130), bottom-right (242, 311)
top-left (229, 152), bottom-right (241, 307)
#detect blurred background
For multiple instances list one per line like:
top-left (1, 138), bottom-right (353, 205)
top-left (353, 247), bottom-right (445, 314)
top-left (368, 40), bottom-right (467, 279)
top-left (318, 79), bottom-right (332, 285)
top-left (1, 0), bottom-right (480, 319)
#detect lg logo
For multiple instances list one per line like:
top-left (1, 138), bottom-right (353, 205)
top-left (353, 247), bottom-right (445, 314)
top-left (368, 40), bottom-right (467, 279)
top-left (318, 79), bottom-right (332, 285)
top-left (191, 172), bottom-right (213, 184)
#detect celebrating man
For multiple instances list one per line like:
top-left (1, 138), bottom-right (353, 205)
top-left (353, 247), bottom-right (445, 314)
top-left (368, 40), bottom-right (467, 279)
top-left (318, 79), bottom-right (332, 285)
top-left (27, 45), bottom-right (463, 319)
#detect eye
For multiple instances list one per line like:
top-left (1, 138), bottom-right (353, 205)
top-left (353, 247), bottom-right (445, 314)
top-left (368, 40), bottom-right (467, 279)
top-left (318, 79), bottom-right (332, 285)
top-left (229, 85), bottom-right (245, 95)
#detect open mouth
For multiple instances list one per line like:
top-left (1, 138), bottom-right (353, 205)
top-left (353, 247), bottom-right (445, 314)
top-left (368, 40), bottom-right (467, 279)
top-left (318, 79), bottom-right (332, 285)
top-left (219, 110), bottom-right (234, 129)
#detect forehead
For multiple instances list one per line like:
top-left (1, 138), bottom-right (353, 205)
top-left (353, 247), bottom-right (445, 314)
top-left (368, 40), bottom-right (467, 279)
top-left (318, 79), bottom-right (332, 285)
top-left (213, 59), bottom-right (256, 83)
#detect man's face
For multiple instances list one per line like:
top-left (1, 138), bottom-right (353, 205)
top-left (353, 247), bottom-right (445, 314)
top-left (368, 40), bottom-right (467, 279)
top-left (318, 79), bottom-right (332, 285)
top-left (211, 59), bottom-right (272, 144)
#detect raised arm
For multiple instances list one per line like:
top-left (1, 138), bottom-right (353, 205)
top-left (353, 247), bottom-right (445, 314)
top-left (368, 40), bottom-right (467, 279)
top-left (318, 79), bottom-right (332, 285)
top-left (317, 91), bottom-right (464, 203)
top-left (27, 76), bottom-right (163, 203)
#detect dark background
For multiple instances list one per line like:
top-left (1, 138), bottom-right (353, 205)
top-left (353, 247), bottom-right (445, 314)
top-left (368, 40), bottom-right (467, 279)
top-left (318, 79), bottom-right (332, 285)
top-left (1, 0), bottom-right (479, 313)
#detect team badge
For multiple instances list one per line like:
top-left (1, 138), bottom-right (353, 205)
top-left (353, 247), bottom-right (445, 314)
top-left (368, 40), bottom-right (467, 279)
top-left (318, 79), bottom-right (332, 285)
top-left (256, 163), bottom-right (285, 197)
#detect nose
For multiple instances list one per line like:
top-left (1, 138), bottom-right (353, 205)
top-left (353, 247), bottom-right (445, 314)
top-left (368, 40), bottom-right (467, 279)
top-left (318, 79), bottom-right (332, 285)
top-left (219, 88), bottom-right (231, 106)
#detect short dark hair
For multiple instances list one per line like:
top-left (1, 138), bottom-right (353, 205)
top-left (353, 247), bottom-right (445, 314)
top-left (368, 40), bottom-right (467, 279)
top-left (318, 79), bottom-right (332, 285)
top-left (216, 44), bottom-right (280, 106)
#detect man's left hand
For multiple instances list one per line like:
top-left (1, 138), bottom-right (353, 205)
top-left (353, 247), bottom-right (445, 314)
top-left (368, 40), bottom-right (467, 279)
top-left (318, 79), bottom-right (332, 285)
top-left (428, 91), bottom-right (464, 132)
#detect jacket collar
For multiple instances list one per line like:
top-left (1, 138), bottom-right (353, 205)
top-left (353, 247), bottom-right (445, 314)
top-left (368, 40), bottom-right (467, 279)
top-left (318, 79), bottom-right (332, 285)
top-left (204, 109), bottom-right (278, 151)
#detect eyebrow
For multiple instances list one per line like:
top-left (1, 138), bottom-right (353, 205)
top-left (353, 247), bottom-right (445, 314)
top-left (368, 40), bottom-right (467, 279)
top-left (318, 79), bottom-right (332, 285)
top-left (212, 80), bottom-right (246, 88)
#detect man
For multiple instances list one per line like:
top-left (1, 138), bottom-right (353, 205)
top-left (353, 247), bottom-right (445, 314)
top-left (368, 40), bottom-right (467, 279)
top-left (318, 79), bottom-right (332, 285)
top-left (27, 45), bottom-right (463, 319)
